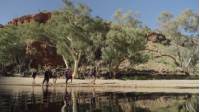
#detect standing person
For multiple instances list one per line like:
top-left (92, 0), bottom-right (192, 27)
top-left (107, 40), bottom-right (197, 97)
top-left (32, 70), bottom-right (37, 85)
top-left (65, 68), bottom-right (72, 85)
top-left (42, 68), bottom-right (51, 86)
top-left (89, 67), bottom-right (96, 84)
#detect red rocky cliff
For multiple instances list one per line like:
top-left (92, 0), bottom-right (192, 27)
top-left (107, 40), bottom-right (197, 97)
top-left (8, 12), bottom-right (51, 25)
top-left (6, 12), bottom-right (64, 68)
top-left (146, 32), bottom-right (171, 45)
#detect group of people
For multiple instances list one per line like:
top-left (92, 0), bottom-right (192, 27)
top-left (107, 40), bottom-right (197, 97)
top-left (32, 67), bottom-right (73, 86)
top-left (31, 66), bottom-right (97, 86)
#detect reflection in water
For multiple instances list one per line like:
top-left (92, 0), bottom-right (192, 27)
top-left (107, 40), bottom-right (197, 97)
top-left (90, 88), bottom-right (96, 112)
top-left (42, 86), bottom-right (50, 110)
top-left (0, 87), bottom-right (198, 112)
top-left (61, 87), bottom-right (72, 112)
top-left (178, 95), bottom-right (199, 112)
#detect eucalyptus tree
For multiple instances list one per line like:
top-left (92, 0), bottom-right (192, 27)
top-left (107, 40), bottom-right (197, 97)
top-left (113, 9), bottom-right (142, 28)
top-left (176, 46), bottom-right (198, 75)
top-left (157, 9), bottom-right (199, 75)
top-left (157, 11), bottom-right (180, 42)
top-left (176, 10), bottom-right (198, 75)
top-left (0, 21), bottom-right (47, 75)
top-left (0, 24), bottom-right (28, 74)
top-left (81, 17), bottom-right (110, 67)
top-left (176, 9), bottom-right (199, 35)
top-left (101, 25), bottom-right (147, 78)
top-left (158, 9), bottom-right (198, 43)
top-left (45, 0), bottom-right (107, 78)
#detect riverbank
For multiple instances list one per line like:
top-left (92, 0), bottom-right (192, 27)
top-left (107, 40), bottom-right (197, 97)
top-left (0, 77), bottom-right (198, 93)
top-left (0, 77), bottom-right (198, 88)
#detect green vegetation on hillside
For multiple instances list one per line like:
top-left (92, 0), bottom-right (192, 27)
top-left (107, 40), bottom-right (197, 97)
top-left (0, 0), bottom-right (198, 78)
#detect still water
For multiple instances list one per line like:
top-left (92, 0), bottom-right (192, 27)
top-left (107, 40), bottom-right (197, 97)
top-left (0, 86), bottom-right (198, 112)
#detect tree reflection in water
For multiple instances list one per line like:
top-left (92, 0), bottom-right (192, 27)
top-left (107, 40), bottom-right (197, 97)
top-left (0, 87), bottom-right (198, 112)
top-left (178, 95), bottom-right (199, 112)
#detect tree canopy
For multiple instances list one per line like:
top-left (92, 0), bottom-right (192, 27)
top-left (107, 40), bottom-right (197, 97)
top-left (0, 0), bottom-right (198, 77)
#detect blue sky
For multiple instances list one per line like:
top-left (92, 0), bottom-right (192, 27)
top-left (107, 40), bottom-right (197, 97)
top-left (0, 0), bottom-right (198, 29)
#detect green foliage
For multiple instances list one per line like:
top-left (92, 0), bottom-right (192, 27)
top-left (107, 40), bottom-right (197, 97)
top-left (0, 21), bottom-right (47, 74)
top-left (158, 9), bottom-right (198, 40)
top-left (176, 9), bottom-right (199, 34)
top-left (113, 9), bottom-right (142, 28)
top-left (0, 25), bottom-right (25, 65)
top-left (0, 0), bottom-right (198, 79)
top-left (176, 46), bottom-right (199, 75)
top-left (46, 8), bottom-right (93, 58)
top-left (157, 9), bottom-right (199, 75)
top-left (45, 0), bottom-right (110, 78)
top-left (102, 26), bottom-right (147, 73)
top-left (158, 11), bottom-right (174, 24)
top-left (179, 95), bottom-right (199, 112)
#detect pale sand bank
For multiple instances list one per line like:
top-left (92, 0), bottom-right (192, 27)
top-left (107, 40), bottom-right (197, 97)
top-left (0, 77), bottom-right (198, 88)
top-left (0, 77), bottom-right (198, 93)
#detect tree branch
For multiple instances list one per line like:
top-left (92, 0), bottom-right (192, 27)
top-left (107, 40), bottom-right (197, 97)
top-left (145, 48), bottom-right (180, 66)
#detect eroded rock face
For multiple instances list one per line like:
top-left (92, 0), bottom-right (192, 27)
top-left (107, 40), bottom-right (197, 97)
top-left (33, 12), bottom-right (51, 23)
top-left (147, 32), bottom-right (170, 45)
top-left (26, 37), bottom-right (64, 68)
top-left (7, 12), bottom-right (51, 25)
